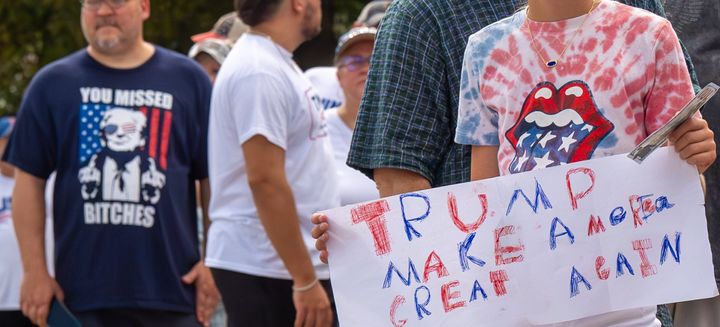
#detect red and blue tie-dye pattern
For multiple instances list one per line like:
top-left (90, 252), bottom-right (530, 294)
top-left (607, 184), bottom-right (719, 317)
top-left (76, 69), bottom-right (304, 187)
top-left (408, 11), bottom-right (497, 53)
top-left (456, 0), bottom-right (695, 176)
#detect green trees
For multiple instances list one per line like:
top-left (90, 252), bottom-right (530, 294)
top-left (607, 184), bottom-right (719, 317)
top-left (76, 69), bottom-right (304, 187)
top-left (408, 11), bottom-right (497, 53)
top-left (0, 0), bottom-right (366, 115)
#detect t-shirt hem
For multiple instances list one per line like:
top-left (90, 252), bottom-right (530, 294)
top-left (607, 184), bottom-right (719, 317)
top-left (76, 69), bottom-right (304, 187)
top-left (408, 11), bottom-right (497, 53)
top-left (5, 157), bottom-right (51, 180)
top-left (67, 300), bottom-right (193, 314)
top-left (454, 135), bottom-right (500, 147)
top-left (205, 258), bottom-right (330, 280)
top-left (238, 126), bottom-right (287, 151)
top-left (0, 304), bottom-right (20, 310)
top-left (346, 159), bottom-right (435, 185)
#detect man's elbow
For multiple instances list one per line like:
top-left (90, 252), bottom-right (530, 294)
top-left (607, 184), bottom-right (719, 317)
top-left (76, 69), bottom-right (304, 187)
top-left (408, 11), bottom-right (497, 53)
top-left (247, 171), bottom-right (284, 194)
top-left (373, 167), bottom-right (431, 197)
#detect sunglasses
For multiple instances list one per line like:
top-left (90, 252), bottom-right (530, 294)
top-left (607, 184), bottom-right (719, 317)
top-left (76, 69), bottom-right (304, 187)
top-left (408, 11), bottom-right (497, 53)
top-left (337, 55), bottom-right (370, 72)
top-left (79, 0), bottom-right (129, 11)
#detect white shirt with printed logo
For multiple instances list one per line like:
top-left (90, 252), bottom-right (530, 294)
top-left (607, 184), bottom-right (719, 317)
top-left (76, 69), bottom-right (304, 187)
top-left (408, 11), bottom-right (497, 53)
top-left (206, 34), bottom-right (340, 280)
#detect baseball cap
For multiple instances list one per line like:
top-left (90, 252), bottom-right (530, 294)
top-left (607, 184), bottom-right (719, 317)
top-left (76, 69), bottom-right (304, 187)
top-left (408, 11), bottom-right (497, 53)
top-left (0, 117), bottom-right (15, 139)
top-left (191, 12), bottom-right (248, 43)
top-left (355, 1), bottom-right (391, 27)
top-left (188, 38), bottom-right (233, 65)
top-left (334, 26), bottom-right (377, 63)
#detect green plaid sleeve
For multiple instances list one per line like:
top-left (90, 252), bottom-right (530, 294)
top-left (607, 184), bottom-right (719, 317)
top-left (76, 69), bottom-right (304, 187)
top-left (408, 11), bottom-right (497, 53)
top-left (347, 2), bottom-right (450, 184)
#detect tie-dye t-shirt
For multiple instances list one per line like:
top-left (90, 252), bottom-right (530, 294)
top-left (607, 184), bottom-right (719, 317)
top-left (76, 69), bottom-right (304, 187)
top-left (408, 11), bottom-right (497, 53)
top-left (455, 0), bottom-right (694, 176)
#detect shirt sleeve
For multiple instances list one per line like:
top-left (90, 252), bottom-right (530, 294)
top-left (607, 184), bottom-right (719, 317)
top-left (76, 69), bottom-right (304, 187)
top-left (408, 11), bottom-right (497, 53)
top-left (3, 72), bottom-right (56, 179)
top-left (347, 3), bottom-right (450, 182)
top-left (620, 0), bottom-right (701, 92)
top-left (230, 73), bottom-right (291, 150)
top-left (191, 69), bottom-right (212, 180)
top-left (455, 35), bottom-right (500, 146)
top-left (644, 21), bottom-right (696, 134)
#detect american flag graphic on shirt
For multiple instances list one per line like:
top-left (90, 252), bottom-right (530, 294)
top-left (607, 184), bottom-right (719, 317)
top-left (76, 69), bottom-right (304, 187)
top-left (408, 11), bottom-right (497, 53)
top-left (79, 104), bottom-right (172, 169)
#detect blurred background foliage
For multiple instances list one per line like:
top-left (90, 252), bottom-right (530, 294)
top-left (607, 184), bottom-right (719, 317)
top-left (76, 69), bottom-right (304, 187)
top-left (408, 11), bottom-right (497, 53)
top-left (0, 0), bottom-right (370, 115)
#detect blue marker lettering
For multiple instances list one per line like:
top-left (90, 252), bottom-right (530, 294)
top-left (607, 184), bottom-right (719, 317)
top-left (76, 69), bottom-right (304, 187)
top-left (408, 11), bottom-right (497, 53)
top-left (383, 259), bottom-right (421, 289)
top-left (549, 217), bottom-right (575, 250)
top-left (506, 179), bottom-right (553, 216)
top-left (655, 196), bottom-right (675, 213)
top-left (469, 280), bottom-right (488, 302)
top-left (414, 285), bottom-right (432, 320)
top-left (458, 232), bottom-right (486, 272)
top-left (609, 206), bottom-right (626, 226)
top-left (569, 266), bottom-right (592, 297)
top-left (616, 252), bottom-right (635, 277)
top-left (660, 232), bottom-right (681, 265)
top-left (400, 193), bottom-right (431, 241)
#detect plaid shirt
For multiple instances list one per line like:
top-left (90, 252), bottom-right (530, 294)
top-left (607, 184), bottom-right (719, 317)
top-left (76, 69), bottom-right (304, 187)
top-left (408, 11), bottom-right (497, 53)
top-left (348, 0), bottom-right (699, 188)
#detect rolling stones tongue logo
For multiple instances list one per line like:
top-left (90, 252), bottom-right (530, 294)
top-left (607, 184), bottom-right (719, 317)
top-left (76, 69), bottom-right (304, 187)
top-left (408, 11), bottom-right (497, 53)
top-left (505, 81), bottom-right (614, 174)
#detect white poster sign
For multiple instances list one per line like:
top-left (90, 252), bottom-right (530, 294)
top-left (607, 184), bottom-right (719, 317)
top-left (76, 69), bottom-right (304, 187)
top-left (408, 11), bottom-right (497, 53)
top-left (323, 148), bottom-right (717, 326)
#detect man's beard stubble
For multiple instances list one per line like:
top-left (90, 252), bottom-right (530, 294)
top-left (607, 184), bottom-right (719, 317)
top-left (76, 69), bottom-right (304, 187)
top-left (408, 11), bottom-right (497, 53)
top-left (92, 17), bottom-right (124, 53)
top-left (300, 4), bottom-right (322, 40)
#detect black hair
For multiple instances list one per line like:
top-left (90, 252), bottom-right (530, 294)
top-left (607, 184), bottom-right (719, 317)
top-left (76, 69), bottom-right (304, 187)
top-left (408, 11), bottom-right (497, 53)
top-left (235, 0), bottom-right (284, 26)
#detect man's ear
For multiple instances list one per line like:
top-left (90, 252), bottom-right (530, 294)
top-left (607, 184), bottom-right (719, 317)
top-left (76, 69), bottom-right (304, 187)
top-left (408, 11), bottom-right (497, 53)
top-left (141, 0), bottom-right (151, 20)
top-left (290, 0), bottom-right (305, 14)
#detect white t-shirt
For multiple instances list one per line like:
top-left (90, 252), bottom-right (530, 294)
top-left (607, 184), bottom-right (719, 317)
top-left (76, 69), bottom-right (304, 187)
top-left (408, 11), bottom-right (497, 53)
top-left (304, 67), bottom-right (344, 110)
top-left (0, 175), bottom-right (20, 310)
top-left (206, 34), bottom-right (340, 280)
top-left (0, 174), bottom-right (54, 310)
top-left (325, 109), bottom-right (379, 206)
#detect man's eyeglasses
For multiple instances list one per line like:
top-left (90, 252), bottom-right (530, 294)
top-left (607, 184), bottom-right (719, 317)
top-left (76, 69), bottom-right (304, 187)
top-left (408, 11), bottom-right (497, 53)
top-left (79, 0), bottom-right (130, 11)
top-left (337, 55), bottom-right (370, 72)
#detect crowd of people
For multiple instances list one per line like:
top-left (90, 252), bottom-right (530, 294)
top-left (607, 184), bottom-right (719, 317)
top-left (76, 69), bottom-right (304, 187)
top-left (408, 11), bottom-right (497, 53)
top-left (0, 0), bottom-right (718, 326)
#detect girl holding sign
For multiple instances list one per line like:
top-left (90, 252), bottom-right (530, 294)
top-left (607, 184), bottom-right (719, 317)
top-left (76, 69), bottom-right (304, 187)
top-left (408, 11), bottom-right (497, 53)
top-left (313, 0), bottom-right (715, 326)
top-left (452, 0), bottom-right (715, 325)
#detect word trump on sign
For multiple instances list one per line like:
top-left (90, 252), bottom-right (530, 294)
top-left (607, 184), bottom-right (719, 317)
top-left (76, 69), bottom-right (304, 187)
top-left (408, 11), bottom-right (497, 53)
top-left (323, 148), bottom-right (717, 326)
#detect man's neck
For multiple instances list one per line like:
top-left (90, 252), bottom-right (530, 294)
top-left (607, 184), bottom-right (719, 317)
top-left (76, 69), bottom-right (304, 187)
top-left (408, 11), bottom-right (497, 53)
top-left (249, 23), bottom-right (304, 53)
top-left (527, 0), bottom-right (596, 22)
top-left (336, 97), bottom-right (360, 130)
top-left (87, 40), bottom-right (155, 69)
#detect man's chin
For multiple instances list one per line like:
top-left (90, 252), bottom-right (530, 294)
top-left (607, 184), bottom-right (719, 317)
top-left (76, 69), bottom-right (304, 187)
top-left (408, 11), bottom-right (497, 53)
top-left (92, 38), bottom-right (123, 53)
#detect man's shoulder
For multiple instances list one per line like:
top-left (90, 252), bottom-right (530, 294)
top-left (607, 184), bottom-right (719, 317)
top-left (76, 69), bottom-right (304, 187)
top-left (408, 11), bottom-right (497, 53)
top-left (602, 1), bottom-right (673, 38)
top-left (32, 49), bottom-right (89, 83)
top-left (390, 0), bottom-right (459, 16)
top-left (220, 50), bottom-right (288, 84)
top-left (152, 46), bottom-right (207, 77)
top-left (467, 12), bottom-right (523, 46)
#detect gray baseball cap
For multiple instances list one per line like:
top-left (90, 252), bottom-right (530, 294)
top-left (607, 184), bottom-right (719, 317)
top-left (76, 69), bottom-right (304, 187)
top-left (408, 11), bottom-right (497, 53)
top-left (334, 26), bottom-right (377, 63)
top-left (188, 38), bottom-right (233, 65)
top-left (355, 1), bottom-right (391, 27)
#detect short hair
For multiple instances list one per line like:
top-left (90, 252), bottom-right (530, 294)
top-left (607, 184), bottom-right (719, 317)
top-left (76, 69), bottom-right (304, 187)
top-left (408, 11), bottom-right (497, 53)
top-left (235, 0), bottom-right (284, 26)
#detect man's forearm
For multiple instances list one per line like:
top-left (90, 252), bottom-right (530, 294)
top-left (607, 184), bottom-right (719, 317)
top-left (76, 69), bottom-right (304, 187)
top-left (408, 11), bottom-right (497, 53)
top-left (249, 178), bottom-right (316, 285)
top-left (374, 168), bottom-right (432, 197)
top-left (12, 169), bottom-right (49, 276)
top-left (199, 179), bottom-right (211, 257)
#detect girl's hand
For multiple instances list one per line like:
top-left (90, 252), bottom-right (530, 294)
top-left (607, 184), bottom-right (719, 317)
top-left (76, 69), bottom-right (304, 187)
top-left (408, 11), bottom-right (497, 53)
top-left (311, 213), bottom-right (330, 264)
top-left (669, 117), bottom-right (716, 174)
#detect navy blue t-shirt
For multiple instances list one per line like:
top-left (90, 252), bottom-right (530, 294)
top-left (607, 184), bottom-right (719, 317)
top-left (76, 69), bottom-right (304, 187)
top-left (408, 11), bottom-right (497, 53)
top-left (5, 46), bottom-right (211, 313)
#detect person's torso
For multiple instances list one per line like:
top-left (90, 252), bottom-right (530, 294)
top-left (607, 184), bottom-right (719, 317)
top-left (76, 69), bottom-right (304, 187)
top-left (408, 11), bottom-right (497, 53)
top-left (304, 66), bottom-right (344, 110)
top-left (325, 109), bottom-right (379, 206)
top-left (21, 47), bottom-right (209, 312)
top-left (206, 34), bottom-right (339, 279)
top-left (380, 0), bottom-right (688, 186)
top-left (463, 0), bottom-right (688, 176)
top-left (0, 175), bottom-right (21, 310)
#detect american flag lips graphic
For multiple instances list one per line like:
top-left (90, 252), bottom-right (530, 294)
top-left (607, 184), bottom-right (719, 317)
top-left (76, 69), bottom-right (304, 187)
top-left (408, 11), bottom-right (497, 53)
top-left (505, 81), bottom-right (614, 174)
